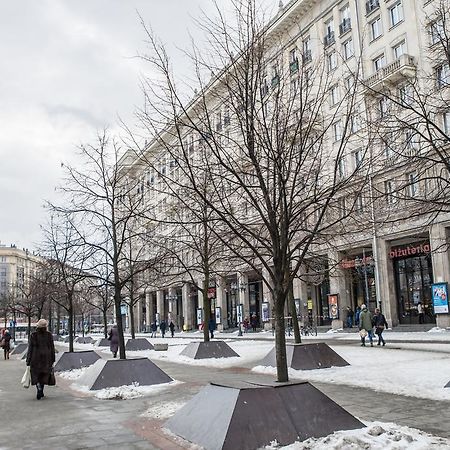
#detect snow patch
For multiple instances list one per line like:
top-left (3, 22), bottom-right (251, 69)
top-left (263, 421), bottom-right (450, 449)
top-left (140, 399), bottom-right (187, 419)
top-left (57, 368), bottom-right (87, 380)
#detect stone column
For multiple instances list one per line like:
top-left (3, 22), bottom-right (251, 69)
top-left (135, 295), bottom-right (142, 333)
top-left (430, 224), bottom-right (450, 328)
top-left (238, 273), bottom-right (250, 319)
top-left (182, 283), bottom-right (194, 331)
top-left (168, 287), bottom-right (176, 323)
top-left (262, 268), bottom-right (273, 330)
top-left (145, 291), bottom-right (152, 331)
top-left (215, 276), bottom-right (227, 331)
top-left (328, 250), bottom-right (347, 329)
top-left (156, 290), bottom-right (165, 324)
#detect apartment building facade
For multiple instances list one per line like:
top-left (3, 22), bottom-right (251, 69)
top-left (122, 0), bottom-right (450, 332)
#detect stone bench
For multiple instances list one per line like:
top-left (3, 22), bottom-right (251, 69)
top-left (153, 343), bottom-right (168, 351)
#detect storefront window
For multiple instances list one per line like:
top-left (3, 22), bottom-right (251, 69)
top-left (395, 254), bottom-right (434, 324)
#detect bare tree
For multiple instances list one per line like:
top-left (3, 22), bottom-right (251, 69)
top-left (134, 0), bottom-right (367, 381)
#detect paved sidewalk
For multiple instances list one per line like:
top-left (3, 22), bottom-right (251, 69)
top-left (1, 345), bottom-right (449, 449)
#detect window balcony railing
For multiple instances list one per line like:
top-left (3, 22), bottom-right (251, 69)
top-left (324, 32), bottom-right (335, 47)
top-left (339, 18), bottom-right (351, 35)
top-left (364, 54), bottom-right (417, 92)
top-left (366, 0), bottom-right (380, 14)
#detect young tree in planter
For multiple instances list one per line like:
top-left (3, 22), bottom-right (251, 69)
top-left (136, 0), bottom-right (368, 381)
top-left (47, 131), bottom-right (165, 359)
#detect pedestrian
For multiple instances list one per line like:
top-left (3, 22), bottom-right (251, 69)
top-left (108, 324), bottom-right (119, 358)
top-left (208, 317), bottom-right (216, 339)
top-left (169, 320), bottom-right (175, 338)
top-left (355, 306), bottom-right (361, 327)
top-left (243, 317), bottom-right (249, 333)
top-left (150, 321), bottom-right (157, 338)
top-left (160, 320), bottom-right (166, 338)
top-left (346, 306), bottom-right (354, 328)
top-left (251, 314), bottom-right (258, 332)
top-left (417, 302), bottom-right (425, 324)
top-left (1, 329), bottom-right (12, 360)
top-left (373, 308), bottom-right (388, 346)
top-left (25, 319), bottom-right (55, 400)
top-left (358, 304), bottom-right (374, 347)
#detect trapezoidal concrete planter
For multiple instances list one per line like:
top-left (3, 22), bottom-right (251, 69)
top-left (54, 350), bottom-right (101, 372)
top-left (63, 336), bottom-right (78, 343)
top-left (166, 381), bottom-right (363, 450)
top-left (445, 380), bottom-right (450, 388)
top-left (180, 341), bottom-right (239, 359)
top-left (96, 338), bottom-right (111, 347)
top-left (125, 338), bottom-right (154, 351)
top-left (75, 336), bottom-right (94, 344)
top-left (10, 343), bottom-right (28, 356)
top-left (260, 342), bottom-right (349, 371)
top-left (76, 357), bottom-right (173, 390)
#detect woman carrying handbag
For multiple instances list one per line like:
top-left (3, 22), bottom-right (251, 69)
top-left (26, 319), bottom-right (56, 400)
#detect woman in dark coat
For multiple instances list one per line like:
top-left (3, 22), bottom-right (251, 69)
top-left (373, 308), bottom-right (389, 346)
top-left (26, 319), bottom-right (55, 400)
top-left (2, 329), bottom-right (12, 359)
top-left (108, 325), bottom-right (119, 358)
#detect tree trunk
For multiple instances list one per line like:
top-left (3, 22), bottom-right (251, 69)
top-left (103, 309), bottom-right (108, 338)
top-left (27, 314), bottom-right (31, 339)
top-left (203, 280), bottom-right (211, 343)
top-left (129, 303), bottom-right (136, 339)
top-left (81, 313), bottom-right (85, 337)
top-left (289, 281), bottom-right (301, 344)
top-left (48, 300), bottom-right (53, 334)
top-left (114, 290), bottom-right (126, 359)
top-left (68, 302), bottom-right (74, 353)
top-left (56, 303), bottom-right (61, 335)
top-left (274, 293), bottom-right (289, 382)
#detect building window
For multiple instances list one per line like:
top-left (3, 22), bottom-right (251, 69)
top-left (373, 54), bottom-right (386, 72)
top-left (351, 114), bottom-right (361, 133)
top-left (437, 64), bottom-right (450, 88)
top-left (355, 194), bottom-right (364, 212)
top-left (339, 5), bottom-right (352, 34)
top-left (385, 180), bottom-right (395, 204)
top-left (366, 0), bottom-right (380, 14)
top-left (289, 48), bottom-right (299, 73)
top-left (327, 51), bottom-right (337, 71)
top-left (389, 2), bottom-right (404, 27)
top-left (343, 39), bottom-right (354, 60)
top-left (443, 111), bottom-right (450, 134)
top-left (345, 75), bottom-right (355, 92)
top-left (393, 40), bottom-right (405, 59)
top-left (330, 84), bottom-right (339, 105)
top-left (407, 172), bottom-right (418, 197)
top-left (333, 121), bottom-right (342, 141)
top-left (354, 148), bottom-right (363, 168)
top-left (338, 157), bottom-right (346, 178)
top-left (338, 197), bottom-right (347, 217)
top-left (430, 20), bottom-right (444, 45)
top-left (224, 106), bottom-right (230, 126)
top-left (324, 18), bottom-right (335, 47)
top-left (370, 17), bottom-right (383, 41)
top-left (303, 36), bottom-right (312, 63)
top-left (271, 64), bottom-right (280, 88)
top-left (378, 96), bottom-right (389, 118)
top-left (398, 85), bottom-right (413, 106)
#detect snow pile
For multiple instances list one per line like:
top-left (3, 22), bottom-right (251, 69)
top-left (427, 327), bottom-right (450, 334)
top-left (326, 328), bottom-right (342, 334)
top-left (57, 368), bottom-right (87, 380)
top-left (264, 422), bottom-right (450, 449)
top-left (72, 380), bottom-right (182, 400)
top-left (253, 346), bottom-right (450, 401)
top-left (140, 400), bottom-right (186, 419)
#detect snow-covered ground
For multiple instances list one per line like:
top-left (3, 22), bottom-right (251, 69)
top-left (269, 422), bottom-right (450, 449)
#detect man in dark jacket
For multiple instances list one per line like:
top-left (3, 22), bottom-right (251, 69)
top-left (26, 319), bottom-right (55, 400)
top-left (159, 320), bottom-right (166, 338)
top-left (208, 317), bottom-right (216, 339)
top-left (108, 325), bottom-right (119, 358)
top-left (1, 329), bottom-right (12, 360)
top-left (373, 308), bottom-right (389, 346)
top-left (169, 321), bottom-right (175, 338)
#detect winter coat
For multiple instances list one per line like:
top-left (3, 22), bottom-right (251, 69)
top-left (150, 322), bottom-right (157, 332)
top-left (159, 321), bottom-right (166, 332)
top-left (26, 329), bottom-right (55, 385)
top-left (208, 319), bottom-right (216, 332)
top-left (359, 309), bottom-right (373, 331)
top-left (108, 326), bottom-right (119, 353)
top-left (169, 322), bottom-right (175, 331)
top-left (1, 331), bottom-right (12, 351)
top-left (373, 313), bottom-right (388, 330)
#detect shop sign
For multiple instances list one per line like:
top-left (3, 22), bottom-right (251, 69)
top-left (215, 306), bottom-right (222, 325)
top-left (389, 242), bottom-right (431, 259)
top-left (196, 308), bottom-right (203, 326)
top-left (261, 302), bottom-right (270, 322)
top-left (307, 299), bottom-right (313, 310)
top-left (328, 294), bottom-right (339, 319)
top-left (120, 304), bottom-right (127, 315)
top-left (432, 282), bottom-right (449, 314)
top-left (339, 255), bottom-right (373, 269)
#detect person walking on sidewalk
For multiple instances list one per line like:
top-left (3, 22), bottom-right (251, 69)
top-left (108, 324), bottom-right (119, 358)
top-left (373, 308), bottom-right (389, 346)
top-left (160, 320), bottom-right (167, 338)
top-left (359, 304), bottom-right (374, 347)
top-left (208, 317), bottom-right (216, 339)
top-left (355, 306), bottom-right (361, 327)
top-left (169, 320), bottom-right (175, 338)
top-left (150, 321), bottom-right (157, 338)
top-left (26, 319), bottom-right (55, 400)
top-left (1, 329), bottom-right (12, 359)
top-left (418, 302), bottom-right (425, 324)
top-left (346, 307), bottom-right (354, 328)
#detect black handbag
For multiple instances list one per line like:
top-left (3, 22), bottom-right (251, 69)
top-left (48, 368), bottom-right (56, 386)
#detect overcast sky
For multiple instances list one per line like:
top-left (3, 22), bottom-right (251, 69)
top-left (0, 0), bottom-right (277, 252)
